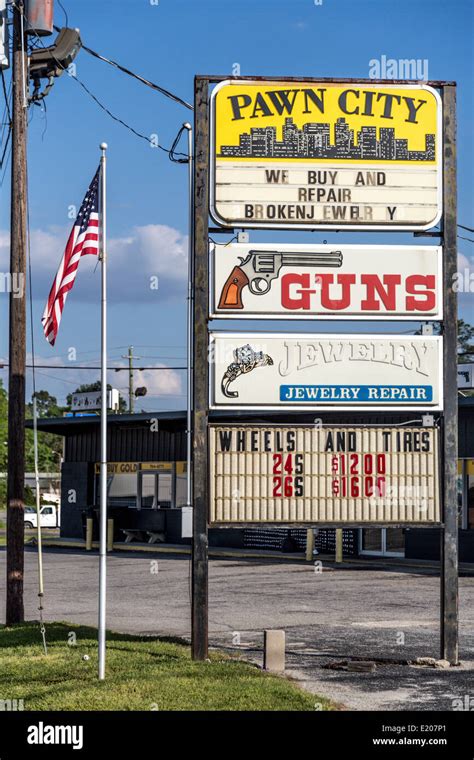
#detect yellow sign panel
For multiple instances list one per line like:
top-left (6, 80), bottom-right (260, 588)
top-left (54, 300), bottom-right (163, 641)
top-left (210, 80), bottom-right (442, 230)
top-left (94, 462), bottom-right (174, 475)
top-left (209, 425), bottom-right (440, 525)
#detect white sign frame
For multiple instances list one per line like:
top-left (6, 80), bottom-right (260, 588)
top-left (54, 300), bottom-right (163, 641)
top-left (210, 243), bottom-right (443, 321)
top-left (209, 79), bottom-right (443, 231)
top-left (71, 389), bottom-right (120, 412)
top-left (209, 333), bottom-right (443, 412)
top-left (457, 364), bottom-right (474, 390)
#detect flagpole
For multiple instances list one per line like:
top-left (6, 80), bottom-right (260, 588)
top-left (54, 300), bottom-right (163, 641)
top-left (98, 142), bottom-right (108, 680)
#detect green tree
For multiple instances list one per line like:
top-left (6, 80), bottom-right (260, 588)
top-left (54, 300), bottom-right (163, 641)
top-left (457, 319), bottom-right (474, 362)
top-left (0, 385), bottom-right (63, 506)
top-left (416, 319), bottom-right (474, 359)
top-left (416, 319), bottom-right (474, 396)
top-left (25, 390), bottom-right (64, 473)
top-left (28, 389), bottom-right (65, 418)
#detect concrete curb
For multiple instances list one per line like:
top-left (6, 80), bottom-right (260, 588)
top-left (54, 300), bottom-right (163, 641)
top-left (25, 537), bottom-right (474, 574)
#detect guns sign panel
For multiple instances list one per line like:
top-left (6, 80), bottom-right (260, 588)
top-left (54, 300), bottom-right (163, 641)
top-left (209, 425), bottom-right (440, 525)
top-left (209, 333), bottom-right (443, 411)
top-left (211, 243), bottom-right (442, 320)
top-left (210, 80), bottom-right (442, 230)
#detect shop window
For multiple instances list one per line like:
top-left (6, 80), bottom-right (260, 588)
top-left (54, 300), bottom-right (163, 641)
top-left (138, 471), bottom-right (172, 509)
top-left (175, 462), bottom-right (188, 508)
top-left (104, 472), bottom-right (137, 508)
top-left (141, 473), bottom-right (156, 508)
top-left (360, 527), bottom-right (404, 557)
top-left (94, 462), bottom-right (182, 510)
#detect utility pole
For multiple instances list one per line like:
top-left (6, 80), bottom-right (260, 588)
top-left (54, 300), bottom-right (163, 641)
top-left (6, 0), bottom-right (28, 625)
top-left (122, 346), bottom-right (139, 413)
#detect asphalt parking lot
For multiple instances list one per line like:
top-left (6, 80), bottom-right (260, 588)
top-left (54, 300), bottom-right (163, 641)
top-left (1, 548), bottom-right (473, 711)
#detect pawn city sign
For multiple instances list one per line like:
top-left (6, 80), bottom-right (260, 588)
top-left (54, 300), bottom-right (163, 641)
top-left (210, 80), bottom-right (442, 230)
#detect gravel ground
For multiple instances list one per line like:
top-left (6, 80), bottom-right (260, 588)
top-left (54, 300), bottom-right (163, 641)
top-left (1, 548), bottom-right (473, 711)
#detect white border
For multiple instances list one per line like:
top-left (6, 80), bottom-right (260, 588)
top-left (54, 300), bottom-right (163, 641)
top-left (209, 243), bottom-right (444, 321)
top-left (209, 79), bottom-right (443, 232)
top-left (209, 332), bottom-right (444, 412)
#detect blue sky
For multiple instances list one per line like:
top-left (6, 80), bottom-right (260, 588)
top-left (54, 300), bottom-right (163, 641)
top-left (0, 0), bottom-right (473, 411)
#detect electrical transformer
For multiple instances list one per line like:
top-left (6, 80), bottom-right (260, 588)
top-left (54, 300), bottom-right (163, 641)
top-left (26, 0), bottom-right (54, 37)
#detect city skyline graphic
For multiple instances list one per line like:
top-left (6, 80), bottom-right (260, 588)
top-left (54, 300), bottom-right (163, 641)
top-left (218, 117), bottom-right (436, 162)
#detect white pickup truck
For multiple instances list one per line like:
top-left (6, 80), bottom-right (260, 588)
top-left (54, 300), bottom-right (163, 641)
top-left (24, 499), bottom-right (61, 529)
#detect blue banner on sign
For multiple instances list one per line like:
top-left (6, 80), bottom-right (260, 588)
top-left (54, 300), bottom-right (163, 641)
top-left (279, 385), bottom-right (433, 402)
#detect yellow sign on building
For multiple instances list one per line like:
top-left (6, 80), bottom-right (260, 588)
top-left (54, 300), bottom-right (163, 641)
top-left (94, 462), bottom-right (174, 475)
top-left (210, 80), bottom-right (442, 230)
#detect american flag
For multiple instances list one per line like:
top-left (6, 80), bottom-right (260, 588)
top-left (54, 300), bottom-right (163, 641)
top-left (42, 167), bottom-right (101, 346)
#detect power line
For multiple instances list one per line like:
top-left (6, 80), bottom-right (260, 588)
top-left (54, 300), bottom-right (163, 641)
top-left (0, 68), bottom-right (12, 124)
top-left (0, 137), bottom-right (11, 186)
top-left (0, 125), bottom-right (12, 170)
top-left (0, 364), bottom-right (187, 370)
top-left (12, 3), bottom-right (188, 158)
top-left (0, 71), bottom-right (12, 158)
top-left (52, 23), bottom-right (193, 111)
top-left (56, 0), bottom-right (69, 27)
top-left (68, 75), bottom-right (188, 158)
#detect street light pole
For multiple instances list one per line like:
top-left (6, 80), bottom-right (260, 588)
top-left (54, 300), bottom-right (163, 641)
top-left (183, 122), bottom-right (193, 510)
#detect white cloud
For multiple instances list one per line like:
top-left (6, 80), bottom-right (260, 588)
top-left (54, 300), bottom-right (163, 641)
top-left (133, 364), bottom-right (183, 398)
top-left (0, 354), bottom-right (184, 407)
top-left (458, 251), bottom-right (474, 271)
top-left (33, 357), bottom-right (183, 399)
top-left (0, 223), bottom-right (189, 304)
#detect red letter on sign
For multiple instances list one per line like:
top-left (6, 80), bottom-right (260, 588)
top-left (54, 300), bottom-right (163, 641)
top-left (360, 274), bottom-right (401, 311)
top-left (281, 273), bottom-right (313, 310)
top-left (405, 275), bottom-right (436, 312)
top-left (319, 274), bottom-right (356, 310)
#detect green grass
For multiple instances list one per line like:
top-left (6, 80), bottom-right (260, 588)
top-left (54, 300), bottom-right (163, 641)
top-left (0, 622), bottom-right (333, 711)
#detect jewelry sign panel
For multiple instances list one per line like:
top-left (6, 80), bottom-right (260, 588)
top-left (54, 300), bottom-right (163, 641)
top-left (210, 80), bottom-right (442, 230)
top-left (211, 243), bottom-right (442, 320)
top-left (209, 425), bottom-right (440, 525)
top-left (209, 333), bottom-right (443, 411)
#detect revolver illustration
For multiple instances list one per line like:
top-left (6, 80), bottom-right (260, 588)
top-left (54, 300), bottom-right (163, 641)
top-left (218, 250), bottom-right (343, 309)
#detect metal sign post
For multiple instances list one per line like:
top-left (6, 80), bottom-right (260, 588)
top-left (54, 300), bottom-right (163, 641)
top-left (191, 76), bottom-right (210, 660)
top-left (440, 84), bottom-right (458, 665)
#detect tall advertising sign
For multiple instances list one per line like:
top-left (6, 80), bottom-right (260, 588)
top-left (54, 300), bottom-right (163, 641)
top-left (191, 75), bottom-right (457, 664)
top-left (211, 243), bottom-right (442, 320)
top-left (210, 80), bottom-right (442, 230)
top-left (210, 333), bottom-right (443, 411)
top-left (209, 425), bottom-right (440, 525)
